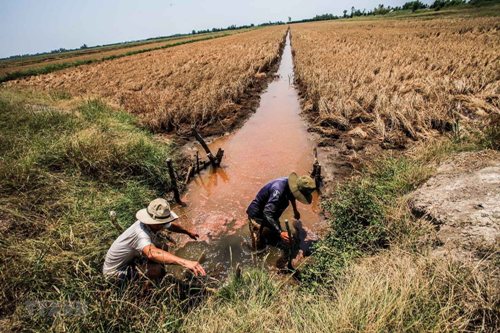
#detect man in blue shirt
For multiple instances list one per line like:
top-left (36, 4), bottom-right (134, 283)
top-left (246, 172), bottom-right (316, 249)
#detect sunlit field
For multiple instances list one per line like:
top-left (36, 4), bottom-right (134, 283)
top-left (292, 17), bottom-right (499, 147)
top-left (10, 27), bottom-right (287, 135)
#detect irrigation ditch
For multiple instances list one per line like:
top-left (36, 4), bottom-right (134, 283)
top-left (159, 31), bottom-right (328, 278)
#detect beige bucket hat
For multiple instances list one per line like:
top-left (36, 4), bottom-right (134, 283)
top-left (136, 198), bottom-right (178, 225)
top-left (288, 172), bottom-right (316, 204)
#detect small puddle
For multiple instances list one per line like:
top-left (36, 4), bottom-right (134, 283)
top-left (171, 32), bottom-right (324, 277)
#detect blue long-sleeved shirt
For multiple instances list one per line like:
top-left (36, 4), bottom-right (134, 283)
top-left (246, 177), bottom-right (293, 234)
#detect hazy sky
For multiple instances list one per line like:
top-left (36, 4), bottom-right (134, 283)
top-left (0, 0), bottom-right (433, 58)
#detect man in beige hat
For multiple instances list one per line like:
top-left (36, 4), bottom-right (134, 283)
top-left (246, 172), bottom-right (316, 249)
top-left (103, 198), bottom-right (206, 281)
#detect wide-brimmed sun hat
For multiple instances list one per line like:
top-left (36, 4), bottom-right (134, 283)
top-left (288, 172), bottom-right (316, 205)
top-left (136, 198), bottom-right (178, 225)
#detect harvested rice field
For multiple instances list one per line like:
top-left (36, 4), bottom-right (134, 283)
top-left (291, 17), bottom-right (499, 151)
top-left (0, 30), bottom-right (241, 80)
top-left (10, 26), bottom-right (287, 136)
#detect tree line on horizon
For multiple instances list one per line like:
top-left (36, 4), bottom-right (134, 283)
top-left (292, 0), bottom-right (496, 23)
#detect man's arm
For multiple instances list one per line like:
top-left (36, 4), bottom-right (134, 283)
top-left (142, 244), bottom-right (206, 276)
top-left (290, 197), bottom-right (300, 220)
top-left (167, 222), bottom-right (199, 240)
top-left (263, 204), bottom-right (282, 235)
top-left (263, 190), bottom-right (290, 244)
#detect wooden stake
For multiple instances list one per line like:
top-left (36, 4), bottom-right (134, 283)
top-left (215, 148), bottom-right (224, 166)
top-left (192, 127), bottom-right (217, 167)
top-left (196, 150), bottom-right (200, 173)
top-left (185, 165), bottom-right (193, 185)
top-left (311, 147), bottom-right (322, 189)
top-left (284, 219), bottom-right (294, 271)
top-left (166, 158), bottom-right (184, 205)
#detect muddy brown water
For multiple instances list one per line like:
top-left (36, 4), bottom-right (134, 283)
top-left (170, 32), bottom-right (325, 277)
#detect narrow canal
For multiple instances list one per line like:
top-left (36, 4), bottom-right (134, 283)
top-left (172, 31), bottom-right (324, 276)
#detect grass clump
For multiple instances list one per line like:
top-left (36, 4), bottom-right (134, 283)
top-left (301, 156), bottom-right (428, 286)
top-left (0, 89), bottom-right (188, 331)
top-left (184, 250), bottom-right (498, 332)
top-left (482, 113), bottom-right (500, 150)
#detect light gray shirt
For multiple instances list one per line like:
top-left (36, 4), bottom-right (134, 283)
top-left (103, 220), bottom-right (167, 276)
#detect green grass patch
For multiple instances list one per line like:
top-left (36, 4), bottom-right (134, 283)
top-left (0, 89), bottom-right (189, 330)
top-left (300, 157), bottom-right (420, 287)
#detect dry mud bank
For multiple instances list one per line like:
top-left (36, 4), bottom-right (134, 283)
top-left (411, 150), bottom-right (500, 263)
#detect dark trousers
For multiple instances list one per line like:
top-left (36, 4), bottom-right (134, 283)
top-left (248, 215), bottom-right (281, 250)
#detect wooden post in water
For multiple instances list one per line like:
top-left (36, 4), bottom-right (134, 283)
top-left (185, 164), bottom-right (194, 185)
top-left (166, 158), bottom-right (184, 205)
top-left (195, 150), bottom-right (200, 173)
top-left (284, 219), bottom-right (294, 271)
top-left (311, 147), bottom-right (322, 189)
top-left (192, 127), bottom-right (217, 167)
top-left (215, 148), bottom-right (224, 167)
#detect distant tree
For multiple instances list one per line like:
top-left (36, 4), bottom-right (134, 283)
top-left (80, 44), bottom-right (88, 49)
top-left (288, 16), bottom-right (291, 22)
top-left (343, 9), bottom-right (348, 17)
top-left (403, 1), bottom-right (427, 12)
top-left (353, 9), bottom-right (363, 16)
top-left (373, 4), bottom-right (390, 15)
top-left (192, 30), bottom-right (196, 34)
top-left (311, 13), bottom-right (339, 21)
top-left (430, 0), bottom-right (466, 10)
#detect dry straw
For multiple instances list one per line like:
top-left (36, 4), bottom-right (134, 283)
top-left (292, 17), bottom-right (499, 145)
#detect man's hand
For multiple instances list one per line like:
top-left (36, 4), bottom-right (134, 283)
top-left (188, 231), bottom-right (200, 240)
top-left (183, 260), bottom-right (206, 276)
top-left (280, 231), bottom-right (291, 245)
top-left (293, 210), bottom-right (301, 220)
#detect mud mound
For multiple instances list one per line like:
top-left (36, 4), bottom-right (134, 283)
top-left (411, 150), bottom-right (500, 262)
